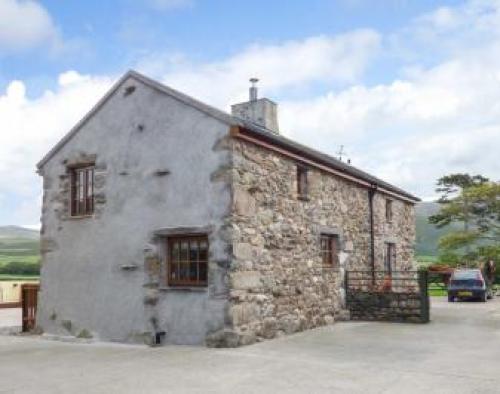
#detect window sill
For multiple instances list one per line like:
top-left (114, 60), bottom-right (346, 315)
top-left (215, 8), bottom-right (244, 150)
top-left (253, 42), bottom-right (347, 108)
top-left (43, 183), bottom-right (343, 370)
top-left (159, 286), bottom-right (207, 292)
top-left (67, 215), bottom-right (94, 220)
top-left (320, 266), bottom-right (341, 272)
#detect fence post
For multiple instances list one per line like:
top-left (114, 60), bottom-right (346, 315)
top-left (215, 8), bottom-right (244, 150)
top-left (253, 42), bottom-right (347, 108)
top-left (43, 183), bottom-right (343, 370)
top-left (418, 270), bottom-right (430, 323)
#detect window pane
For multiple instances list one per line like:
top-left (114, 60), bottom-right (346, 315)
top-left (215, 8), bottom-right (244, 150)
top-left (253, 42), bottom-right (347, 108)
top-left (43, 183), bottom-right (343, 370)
top-left (199, 262), bottom-right (207, 282)
top-left (189, 241), bottom-right (198, 262)
top-left (180, 241), bottom-right (188, 261)
top-left (171, 241), bottom-right (180, 262)
top-left (86, 169), bottom-right (93, 198)
top-left (180, 262), bottom-right (189, 280)
top-left (332, 236), bottom-right (339, 266)
top-left (297, 167), bottom-right (308, 197)
top-left (189, 261), bottom-right (198, 281)
top-left (170, 262), bottom-right (177, 280)
top-left (385, 243), bottom-right (395, 273)
top-left (199, 241), bottom-right (208, 261)
top-left (79, 171), bottom-right (85, 203)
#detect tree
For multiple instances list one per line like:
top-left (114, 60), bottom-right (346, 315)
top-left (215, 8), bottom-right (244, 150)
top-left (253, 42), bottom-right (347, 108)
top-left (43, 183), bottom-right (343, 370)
top-left (429, 173), bottom-right (499, 266)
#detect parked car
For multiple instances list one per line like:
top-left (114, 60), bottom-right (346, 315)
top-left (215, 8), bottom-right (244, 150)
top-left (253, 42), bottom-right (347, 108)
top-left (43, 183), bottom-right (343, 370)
top-left (448, 269), bottom-right (490, 302)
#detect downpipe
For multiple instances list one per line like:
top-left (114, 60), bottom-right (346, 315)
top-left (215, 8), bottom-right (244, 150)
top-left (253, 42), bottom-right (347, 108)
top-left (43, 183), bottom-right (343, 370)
top-left (368, 186), bottom-right (377, 285)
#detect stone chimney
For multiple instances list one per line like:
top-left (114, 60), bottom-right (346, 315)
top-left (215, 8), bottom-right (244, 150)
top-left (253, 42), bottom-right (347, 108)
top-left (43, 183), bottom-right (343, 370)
top-left (231, 78), bottom-right (279, 134)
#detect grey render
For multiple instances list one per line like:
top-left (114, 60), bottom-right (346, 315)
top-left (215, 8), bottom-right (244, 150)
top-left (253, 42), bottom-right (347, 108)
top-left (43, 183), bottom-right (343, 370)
top-left (36, 70), bottom-right (419, 346)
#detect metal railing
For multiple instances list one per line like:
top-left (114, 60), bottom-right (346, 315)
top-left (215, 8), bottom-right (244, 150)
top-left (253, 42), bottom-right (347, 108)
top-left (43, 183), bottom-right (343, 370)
top-left (345, 270), bottom-right (421, 293)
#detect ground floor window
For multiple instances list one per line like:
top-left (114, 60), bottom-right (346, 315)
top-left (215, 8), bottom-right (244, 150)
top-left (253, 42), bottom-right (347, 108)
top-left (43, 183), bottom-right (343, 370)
top-left (384, 242), bottom-right (396, 274)
top-left (321, 234), bottom-right (340, 267)
top-left (167, 236), bottom-right (208, 286)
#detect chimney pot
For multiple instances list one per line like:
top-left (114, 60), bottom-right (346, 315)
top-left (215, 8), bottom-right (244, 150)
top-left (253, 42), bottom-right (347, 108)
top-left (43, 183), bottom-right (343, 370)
top-left (231, 78), bottom-right (279, 134)
top-left (249, 78), bottom-right (259, 101)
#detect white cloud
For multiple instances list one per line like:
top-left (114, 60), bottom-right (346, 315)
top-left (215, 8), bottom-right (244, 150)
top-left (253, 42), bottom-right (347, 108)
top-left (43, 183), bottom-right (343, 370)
top-left (3, 0), bottom-right (500, 225)
top-left (0, 72), bottom-right (113, 225)
top-left (147, 0), bottom-right (194, 11)
top-left (139, 29), bottom-right (381, 107)
top-left (0, 0), bottom-right (61, 53)
top-left (278, 0), bottom-right (500, 197)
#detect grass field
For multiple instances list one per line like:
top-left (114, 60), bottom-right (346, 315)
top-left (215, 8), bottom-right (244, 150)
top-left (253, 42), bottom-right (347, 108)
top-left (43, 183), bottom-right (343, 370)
top-left (429, 284), bottom-right (447, 296)
top-left (0, 275), bottom-right (39, 281)
top-left (0, 254), bottom-right (39, 265)
top-left (416, 255), bottom-right (439, 268)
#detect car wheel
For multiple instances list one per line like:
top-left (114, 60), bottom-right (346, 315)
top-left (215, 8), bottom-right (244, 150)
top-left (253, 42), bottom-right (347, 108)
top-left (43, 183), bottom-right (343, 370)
top-left (448, 295), bottom-right (454, 302)
top-left (481, 293), bottom-right (487, 302)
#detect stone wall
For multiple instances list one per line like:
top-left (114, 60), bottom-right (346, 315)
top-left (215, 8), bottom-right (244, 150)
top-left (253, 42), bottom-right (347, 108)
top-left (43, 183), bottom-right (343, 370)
top-left (372, 194), bottom-right (416, 271)
top-left (347, 289), bottom-right (429, 323)
top-left (226, 138), bottom-right (416, 344)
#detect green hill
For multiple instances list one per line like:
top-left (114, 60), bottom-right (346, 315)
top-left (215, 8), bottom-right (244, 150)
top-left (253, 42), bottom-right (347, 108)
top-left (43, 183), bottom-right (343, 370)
top-left (0, 225), bottom-right (39, 240)
top-left (0, 226), bottom-right (40, 278)
top-left (415, 202), bottom-right (460, 259)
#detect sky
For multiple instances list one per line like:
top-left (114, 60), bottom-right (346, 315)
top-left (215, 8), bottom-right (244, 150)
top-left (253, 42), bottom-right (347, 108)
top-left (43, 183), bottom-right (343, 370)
top-left (1, 0), bottom-right (500, 227)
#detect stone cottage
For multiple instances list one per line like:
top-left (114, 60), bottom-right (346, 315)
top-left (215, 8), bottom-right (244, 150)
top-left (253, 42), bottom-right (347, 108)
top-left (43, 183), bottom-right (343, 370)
top-left (36, 70), bottom-right (419, 346)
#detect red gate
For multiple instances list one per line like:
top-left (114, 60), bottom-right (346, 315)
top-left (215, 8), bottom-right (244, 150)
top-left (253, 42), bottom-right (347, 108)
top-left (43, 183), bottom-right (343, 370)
top-left (21, 283), bottom-right (39, 332)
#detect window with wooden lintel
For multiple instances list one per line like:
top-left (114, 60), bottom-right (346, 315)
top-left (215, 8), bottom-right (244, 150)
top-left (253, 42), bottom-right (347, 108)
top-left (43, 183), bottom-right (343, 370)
top-left (385, 199), bottom-right (393, 223)
top-left (384, 242), bottom-right (396, 274)
top-left (70, 166), bottom-right (94, 216)
top-left (297, 166), bottom-right (309, 200)
top-left (167, 236), bottom-right (208, 287)
top-left (321, 234), bottom-right (340, 267)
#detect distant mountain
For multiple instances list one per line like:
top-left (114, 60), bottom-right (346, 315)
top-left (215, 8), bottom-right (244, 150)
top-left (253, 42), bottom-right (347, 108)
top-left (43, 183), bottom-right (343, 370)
top-left (415, 202), bottom-right (460, 257)
top-left (0, 225), bottom-right (39, 240)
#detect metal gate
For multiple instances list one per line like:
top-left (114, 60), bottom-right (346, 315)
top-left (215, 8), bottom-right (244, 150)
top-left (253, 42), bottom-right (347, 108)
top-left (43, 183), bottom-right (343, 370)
top-left (21, 283), bottom-right (39, 332)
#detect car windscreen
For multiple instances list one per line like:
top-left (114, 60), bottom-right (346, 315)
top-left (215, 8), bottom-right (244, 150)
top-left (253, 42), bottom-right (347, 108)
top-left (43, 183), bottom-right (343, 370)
top-left (452, 270), bottom-right (481, 280)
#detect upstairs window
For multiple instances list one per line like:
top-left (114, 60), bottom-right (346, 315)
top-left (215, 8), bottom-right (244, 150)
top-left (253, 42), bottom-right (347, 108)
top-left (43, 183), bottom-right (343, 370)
top-left (297, 166), bottom-right (309, 200)
top-left (168, 236), bottom-right (208, 287)
top-left (321, 234), bottom-right (340, 267)
top-left (70, 166), bottom-right (94, 216)
top-left (385, 199), bottom-right (393, 223)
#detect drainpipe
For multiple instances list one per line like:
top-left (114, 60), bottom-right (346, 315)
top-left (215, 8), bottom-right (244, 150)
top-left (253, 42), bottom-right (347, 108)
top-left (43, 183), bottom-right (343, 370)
top-left (368, 185), bottom-right (377, 284)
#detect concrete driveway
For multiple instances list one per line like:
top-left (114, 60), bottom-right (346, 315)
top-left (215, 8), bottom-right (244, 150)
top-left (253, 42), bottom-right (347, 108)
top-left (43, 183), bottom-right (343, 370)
top-left (0, 308), bottom-right (21, 334)
top-left (1, 297), bottom-right (500, 394)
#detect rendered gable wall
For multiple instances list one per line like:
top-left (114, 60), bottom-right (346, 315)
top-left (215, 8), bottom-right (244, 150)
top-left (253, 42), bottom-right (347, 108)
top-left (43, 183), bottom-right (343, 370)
top-left (37, 76), bottom-right (233, 344)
